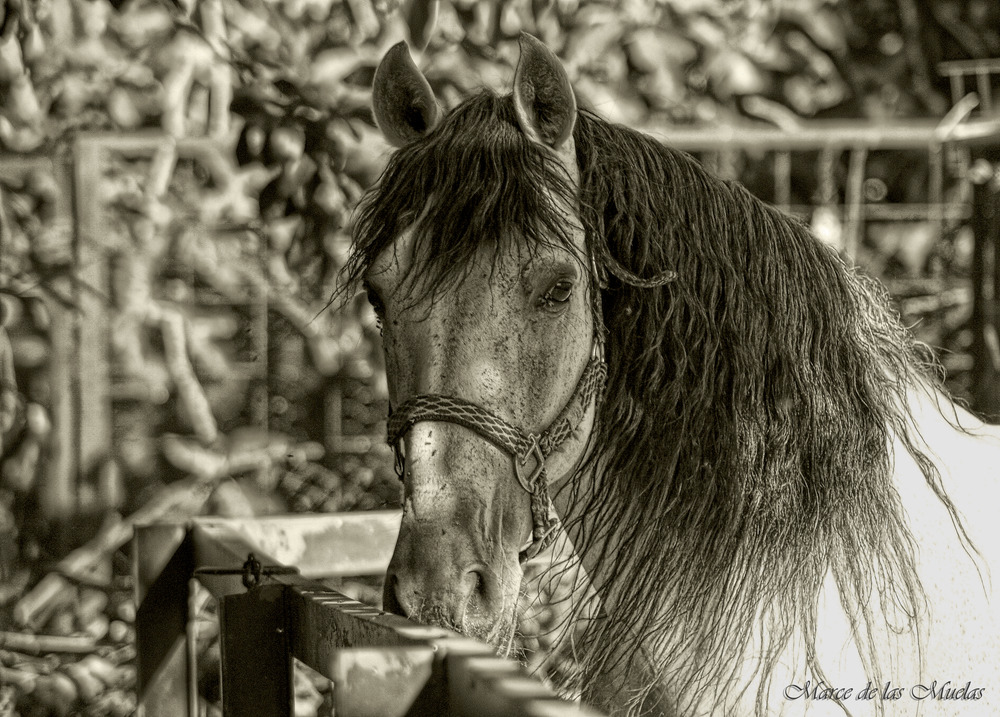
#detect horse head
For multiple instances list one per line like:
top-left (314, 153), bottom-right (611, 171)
top-left (349, 28), bottom-right (1000, 717)
top-left (361, 35), bottom-right (596, 651)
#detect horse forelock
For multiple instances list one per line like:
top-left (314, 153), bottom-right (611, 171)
top-left (347, 92), bottom-right (970, 716)
top-left (346, 90), bottom-right (583, 307)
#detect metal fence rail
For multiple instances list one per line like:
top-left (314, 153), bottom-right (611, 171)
top-left (938, 59), bottom-right (1000, 114)
top-left (133, 511), bottom-right (603, 717)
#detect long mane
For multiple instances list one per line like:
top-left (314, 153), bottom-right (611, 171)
top-left (565, 112), bottom-right (975, 714)
top-left (348, 91), bottom-right (972, 715)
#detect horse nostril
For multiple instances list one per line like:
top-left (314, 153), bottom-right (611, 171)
top-left (463, 567), bottom-right (492, 612)
top-left (383, 573), bottom-right (408, 617)
top-left (385, 563), bottom-right (498, 625)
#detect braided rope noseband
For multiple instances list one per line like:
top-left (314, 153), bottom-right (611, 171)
top-left (386, 343), bottom-right (607, 561)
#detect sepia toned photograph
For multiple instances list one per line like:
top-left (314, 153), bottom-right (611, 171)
top-left (0, 0), bottom-right (999, 715)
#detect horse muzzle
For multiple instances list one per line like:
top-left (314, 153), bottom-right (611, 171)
top-left (383, 520), bottom-right (521, 647)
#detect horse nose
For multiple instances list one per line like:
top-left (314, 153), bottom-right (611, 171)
top-left (383, 559), bottom-right (493, 624)
top-left (384, 564), bottom-right (489, 621)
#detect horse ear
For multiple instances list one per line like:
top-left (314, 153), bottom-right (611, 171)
top-left (513, 33), bottom-right (576, 149)
top-left (372, 42), bottom-right (441, 148)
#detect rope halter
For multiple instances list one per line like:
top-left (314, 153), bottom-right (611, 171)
top-left (386, 343), bottom-right (607, 561)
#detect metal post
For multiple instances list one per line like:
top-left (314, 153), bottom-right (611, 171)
top-left (331, 646), bottom-right (438, 717)
top-left (948, 72), bottom-right (964, 108)
top-left (843, 147), bottom-right (869, 262)
top-left (74, 139), bottom-right (113, 484)
top-left (970, 151), bottom-right (1000, 417)
top-left (134, 524), bottom-right (195, 717)
top-left (976, 70), bottom-right (993, 114)
top-left (219, 583), bottom-right (294, 717)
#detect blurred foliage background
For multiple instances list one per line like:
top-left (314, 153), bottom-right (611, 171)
top-left (0, 0), bottom-right (999, 714)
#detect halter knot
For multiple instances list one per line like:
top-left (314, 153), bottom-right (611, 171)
top-left (514, 435), bottom-right (546, 494)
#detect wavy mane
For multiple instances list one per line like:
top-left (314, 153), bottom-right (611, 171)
top-left (565, 113), bottom-right (973, 714)
top-left (348, 92), bottom-right (973, 715)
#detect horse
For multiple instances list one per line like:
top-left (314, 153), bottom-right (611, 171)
top-left (346, 33), bottom-right (1000, 716)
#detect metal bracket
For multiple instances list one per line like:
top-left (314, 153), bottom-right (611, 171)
top-left (194, 552), bottom-right (298, 590)
top-left (514, 436), bottom-right (546, 494)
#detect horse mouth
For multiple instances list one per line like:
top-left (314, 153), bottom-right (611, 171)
top-left (407, 602), bottom-right (520, 658)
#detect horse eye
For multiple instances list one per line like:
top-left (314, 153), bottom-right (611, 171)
top-left (364, 283), bottom-right (385, 315)
top-left (543, 279), bottom-right (574, 305)
top-left (363, 283), bottom-right (386, 334)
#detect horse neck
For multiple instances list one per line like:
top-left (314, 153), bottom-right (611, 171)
top-left (891, 383), bottom-right (1000, 571)
top-left (550, 379), bottom-right (1000, 715)
top-left (897, 382), bottom-right (1000, 477)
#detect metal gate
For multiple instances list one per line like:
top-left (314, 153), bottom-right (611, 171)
top-left (133, 511), bottom-right (603, 717)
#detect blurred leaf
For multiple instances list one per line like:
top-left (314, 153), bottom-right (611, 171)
top-left (405, 0), bottom-right (440, 50)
